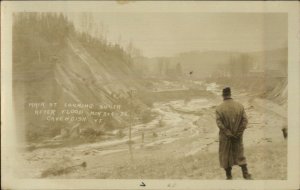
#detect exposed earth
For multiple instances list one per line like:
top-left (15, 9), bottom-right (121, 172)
top-left (17, 83), bottom-right (287, 180)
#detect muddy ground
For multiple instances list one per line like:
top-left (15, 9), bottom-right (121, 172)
top-left (17, 85), bottom-right (287, 180)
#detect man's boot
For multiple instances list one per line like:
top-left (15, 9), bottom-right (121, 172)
top-left (225, 167), bottom-right (232, 180)
top-left (240, 164), bottom-right (252, 180)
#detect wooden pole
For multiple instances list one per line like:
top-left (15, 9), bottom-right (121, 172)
top-left (129, 90), bottom-right (132, 142)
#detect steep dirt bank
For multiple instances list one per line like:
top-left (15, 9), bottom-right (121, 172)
top-left (13, 13), bottom-right (152, 144)
top-left (206, 76), bottom-right (287, 106)
top-left (262, 78), bottom-right (287, 107)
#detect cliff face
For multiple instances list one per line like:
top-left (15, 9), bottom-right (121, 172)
top-left (13, 13), bottom-right (143, 142)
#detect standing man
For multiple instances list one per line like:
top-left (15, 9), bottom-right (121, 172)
top-left (216, 87), bottom-right (252, 180)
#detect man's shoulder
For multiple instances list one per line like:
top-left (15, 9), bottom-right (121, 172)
top-left (232, 100), bottom-right (244, 107)
top-left (216, 102), bottom-right (226, 112)
top-left (216, 99), bottom-right (244, 111)
top-left (231, 100), bottom-right (245, 111)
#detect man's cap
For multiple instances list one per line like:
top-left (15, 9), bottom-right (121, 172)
top-left (222, 87), bottom-right (231, 96)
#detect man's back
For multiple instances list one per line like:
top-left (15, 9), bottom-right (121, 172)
top-left (216, 99), bottom-right (246, 135)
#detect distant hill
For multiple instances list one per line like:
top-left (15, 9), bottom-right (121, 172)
top-left (133, 48), bottom-right (287, 79)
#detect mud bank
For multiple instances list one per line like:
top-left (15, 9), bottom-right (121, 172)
top-left (18, 82), bottom-right (287, 179)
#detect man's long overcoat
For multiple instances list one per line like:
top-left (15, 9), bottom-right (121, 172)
top-left (216, 98), bottom-right (248, 168)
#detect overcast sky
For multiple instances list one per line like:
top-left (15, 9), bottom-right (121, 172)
top-left (69, 13), bottom-right (287, 58)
